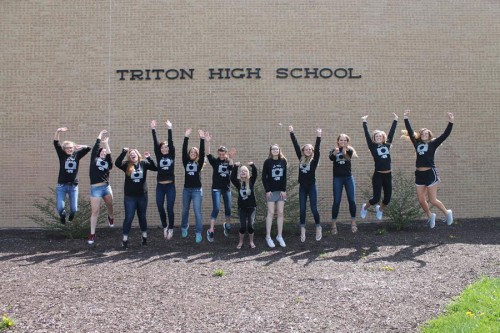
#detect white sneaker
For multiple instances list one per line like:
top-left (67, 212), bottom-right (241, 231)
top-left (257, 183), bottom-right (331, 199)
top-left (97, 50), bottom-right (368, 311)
top-left (265, 236), bottom-right (275, 248)
top-left (276, 235), bottom-right (286, 248)
top-left (428, 213), bottom-right (436, 229)
top-left (163, 227), bottom-right (168, 240)
top-left (375, 205), bottom-right (383, 220)
top-left (166, 228), bottom-right (173, 240)
top-left (315, 225), bottom-right (322, 241)
top-left (360, 203), bottom-right (367, 219)
top-left (445, 210), bottom-right (453, 225)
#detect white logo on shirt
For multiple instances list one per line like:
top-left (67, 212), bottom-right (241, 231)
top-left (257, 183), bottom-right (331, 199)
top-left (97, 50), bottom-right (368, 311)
top-left (417, 144), bottom-right (428, 156)
top-left (377, 146), bottom-right (390, 159)
top-left (300, 163), bottom-right (310, 174)
top-left (160, 157), bottom-right (173, 170)
top-left (96, 158), bottom-right (109, 171)
top-left (65, 157), bottom-right (77, 173)
top-left (271, 165), bottom-right (284, 180)
top-left (218, 163), bottom-right (229, 178)
top-left (186, 162), bottom-right (198, 176)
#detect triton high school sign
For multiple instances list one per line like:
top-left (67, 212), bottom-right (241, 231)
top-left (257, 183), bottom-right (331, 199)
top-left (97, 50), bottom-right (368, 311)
top-left (116, 67), bottom-right (362, 81)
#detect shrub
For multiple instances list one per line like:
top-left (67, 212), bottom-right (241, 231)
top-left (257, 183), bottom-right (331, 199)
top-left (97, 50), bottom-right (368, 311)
top-left (363, 172), bottom-right (424, 230)
top-left (0, 315), bottom-right (15, 331)
top-left (28, 187), bottom-right (107, 239)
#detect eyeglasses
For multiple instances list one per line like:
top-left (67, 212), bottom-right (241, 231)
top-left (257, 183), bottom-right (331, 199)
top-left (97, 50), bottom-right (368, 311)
top-left (271, 148), bottom-right (279, 151)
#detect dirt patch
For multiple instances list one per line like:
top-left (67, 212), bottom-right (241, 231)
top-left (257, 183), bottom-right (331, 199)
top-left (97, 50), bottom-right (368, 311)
top-left (1, 218), bottom-right (498, 333)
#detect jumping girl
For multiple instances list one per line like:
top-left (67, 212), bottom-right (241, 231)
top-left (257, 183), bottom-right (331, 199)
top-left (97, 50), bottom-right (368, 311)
top-left (360, 114), bottom-right (398, 220)
top-left (262, 144), bottom-right (287, 248)
top-left (115, 148), bottom-right (157, 249)
top-left (329, 134), bottom-right (358, 234)
top-left (289, 125), bottom-right (322, 242)
top-left (181, 128), bottom-right (206, 243)
top-left (231, 162), bottom-right (258, 249)
top-left (88, 130), bottom-right (114, 245)
top-left (54, 127), bottom-right (91, 225)
top-left (205, 135), bottom-right (235, 242)
top-left (402, 110), bottom-right (454, 228)
top-left (151, 119), bottom-right (176, 240)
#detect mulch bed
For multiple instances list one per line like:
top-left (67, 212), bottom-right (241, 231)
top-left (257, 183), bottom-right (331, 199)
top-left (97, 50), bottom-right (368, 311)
top-left (1, 218), bottom-right (498, 333)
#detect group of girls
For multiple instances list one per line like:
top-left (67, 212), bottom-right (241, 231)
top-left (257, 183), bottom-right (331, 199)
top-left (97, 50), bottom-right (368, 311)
top-left (53, 110), bottom-right (454, 249)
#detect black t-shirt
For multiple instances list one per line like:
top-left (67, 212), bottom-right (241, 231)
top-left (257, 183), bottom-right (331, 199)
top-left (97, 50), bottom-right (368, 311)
top-left (54, 140), bottom-right (91, 185)
top-left (208, 154), bottom-right (233, 190)
top-left (115, 150), bottom-right (157, 196)
top-left (89, 138), bottom-right (113, 185)
top-left (231, 164), bottom-right (257, 208)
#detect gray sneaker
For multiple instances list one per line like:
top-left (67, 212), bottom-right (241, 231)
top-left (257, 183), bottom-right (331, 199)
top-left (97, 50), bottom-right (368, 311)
top-left (445, 210), bottom-right (453, 225)
top-left (207, 230), bottom-right (214, 242)
top-left (428, 213), bottom-right (436, 229)
top-left (223, 223), bottom-right (231, 237)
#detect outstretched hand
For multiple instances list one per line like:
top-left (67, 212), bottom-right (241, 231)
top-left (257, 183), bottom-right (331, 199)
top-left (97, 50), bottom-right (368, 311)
top-left (57, 127), bottom-right (68, 132)
top-left (288, 125), bottom-right (294, 132)
top-left (393, 113), bottom-right (399, 120)
top-left (447, 112), bottom-right (454, 122)
top-left (150, 120), bottom-right (157, 129)
top-left (404, 109), bottom-right (411, 118)
top-left (166, 120), bottom-right (172, 129)
top-left (361, 115), bottom-right (368, 122)
top-left (184, 128), bottom-right (192, 137)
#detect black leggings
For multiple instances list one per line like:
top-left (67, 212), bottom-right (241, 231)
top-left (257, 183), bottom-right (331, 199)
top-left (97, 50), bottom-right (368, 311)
top-left (369, 171), bottom-right (392, 206)
top-left (239, 207), bottom-right (256, 234)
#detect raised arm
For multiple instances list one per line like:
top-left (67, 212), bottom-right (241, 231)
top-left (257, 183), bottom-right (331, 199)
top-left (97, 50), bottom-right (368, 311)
top-left (166, 120), bottom-right (175, 156)
top-left (144, 151), bottom-right (158, 171)
top-left (198, 129), bottom-right (206, 161)
top-left (115, 148), bottom-right (128, 171)
top-left (314, 128), bottom-right (321, 161)
top-left (182, 129), bottom-right (191, 165)
top-left (230, 162), bottom-right (240, 187)
top-left (403, 110), bottom-right (417, 146)
top-left (361, 115), bottom-right (373, 148)
top-left (249, 162), bottom-right (258, 185)
top-left (289, 125), bottom-right (302, 160)
top-left (151, 120), bottom-right (162, 157)
top-left (433, 113), bottom-right (454, 147)
top-left (102, 137), bottom-right (113, 170)
top-left (387, 113), bottom-right (398, 144)
top-left (54, 127), bottom-right (68, 141)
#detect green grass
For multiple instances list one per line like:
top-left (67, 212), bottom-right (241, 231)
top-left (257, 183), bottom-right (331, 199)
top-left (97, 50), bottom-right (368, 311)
top-left (420, 277), bottom-right (500, 333)
top-left (212, 269), bottom-right (226, 277)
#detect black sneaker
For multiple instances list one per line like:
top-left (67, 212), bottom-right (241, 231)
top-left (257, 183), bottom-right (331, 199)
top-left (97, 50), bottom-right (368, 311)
top-left (68, 213), bottom-right (75, 222)
top-left (60, 212), bottom-right (66, 225)
top-left (122, 240), bottom-right (128, 249)
top-left (108, 216), bottom-right (114, 227)
top-left (141, 236), bottom-right (147, 246)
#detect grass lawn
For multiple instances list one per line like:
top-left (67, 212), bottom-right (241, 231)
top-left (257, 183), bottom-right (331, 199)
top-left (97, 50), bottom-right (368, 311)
top-left (420, 277), bottom-right (499, 333)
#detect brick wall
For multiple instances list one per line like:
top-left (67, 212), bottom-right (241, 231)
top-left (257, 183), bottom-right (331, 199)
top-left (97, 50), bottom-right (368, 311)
top-left (1, 1), bottom-right (499, 227)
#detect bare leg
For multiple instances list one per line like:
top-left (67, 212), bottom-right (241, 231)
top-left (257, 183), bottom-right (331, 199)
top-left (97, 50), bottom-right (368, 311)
top-left (427, 185), bottom-right (448, 215)
top-left (90, 197), bottom-right (101, 235)
top-left (266, 202), bottom-right (275, 238)
top-left (416, 186), bottom-right (432, 217)
top-left (103, 193), bottom-right (114, 218)
top-left (276, 200), bottom-right (285, 237)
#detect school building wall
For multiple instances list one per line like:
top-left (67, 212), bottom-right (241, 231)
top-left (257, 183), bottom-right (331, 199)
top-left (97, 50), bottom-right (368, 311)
top-left (1, 1), bottom-right (499, 228)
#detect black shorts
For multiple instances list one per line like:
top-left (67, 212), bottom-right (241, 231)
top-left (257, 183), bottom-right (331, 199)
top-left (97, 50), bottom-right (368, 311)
top-left (415, 168), bottom-right (440, 187)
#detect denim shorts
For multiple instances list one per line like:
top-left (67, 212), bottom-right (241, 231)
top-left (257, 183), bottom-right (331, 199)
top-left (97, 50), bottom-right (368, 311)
top-left (90, 184), bottom-right (113, 198)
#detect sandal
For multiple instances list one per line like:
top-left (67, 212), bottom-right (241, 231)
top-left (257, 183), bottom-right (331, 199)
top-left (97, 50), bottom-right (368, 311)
top-left (236, 243), bottom-right (243, 250)
top-left (249, 243), bottom-right (256, 249)
top-left (351, 224), bottom-right (358, 233)
top-left (332, 223), bottom-right (338, 235)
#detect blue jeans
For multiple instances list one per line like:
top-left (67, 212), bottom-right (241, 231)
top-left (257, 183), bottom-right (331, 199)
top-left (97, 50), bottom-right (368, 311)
top-left (299, 183), bottom-right (320, 226)
top-left (210, 189), bottom-right (232, 219)
top-left (56, 183), bottom-right (78, 216)
top-left (331, 176), bottom-right (356, 220)
top-left (123, 194), bottom-right (148, 236)
top-left (181, 187), bottom-right (203, 233)
top-left (156, 183), bottom-right (176, 229)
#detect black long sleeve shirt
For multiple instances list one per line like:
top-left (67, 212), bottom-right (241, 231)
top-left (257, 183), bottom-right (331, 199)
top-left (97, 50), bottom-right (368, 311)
top-left (404, 119), bottom-right (453, 168)
top-left (290, 132), bottom-right (321, 186)
top-left (152, 129), bottom-right (175, 183)
top-left (54, 140), bottom-right (91, 185)
top-left (208, 154), bottom-right (233, 190)
top-left (115, 150), bottom-right (157, 196)
top-left (182, 137), bottom-right (205, 188)
top-left (329, 147), bottom-right (354, 177)
top-left (89, 138), bottom-right (113, 185)
top-left (231, 164), bottom-right (258, 208)
top-left (363, 120), bottom-right (397, 172)
top-left (262, 158), bottom-right (287, 192)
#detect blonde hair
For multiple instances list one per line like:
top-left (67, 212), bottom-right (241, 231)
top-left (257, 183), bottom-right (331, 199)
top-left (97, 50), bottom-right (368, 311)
top-left (401, 128), bottom-right (434, 143)
top-left (371, 130), bottom-right (388, 144)
top-left (300, 144), bottom-right (314, 165)
top-left (124, 149), bottom-right (143, 176)
top-left (188, 147), bottom-right (200, 163)
top-left (336, 134), bottom-right (358, 160)
top-left (238, 165), bottom-right (251, 191)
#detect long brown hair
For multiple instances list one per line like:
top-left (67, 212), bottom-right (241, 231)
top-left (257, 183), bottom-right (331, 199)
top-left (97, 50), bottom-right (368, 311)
top-left (401, 128), bottom-right (434, 143)
top-left (336, 134), bottom-right (358, 160)
top-left (268, 144), bottom-right (287, 161)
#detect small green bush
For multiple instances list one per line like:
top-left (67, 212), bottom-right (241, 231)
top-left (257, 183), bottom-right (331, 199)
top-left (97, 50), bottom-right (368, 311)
top-left (363, 172), bottom-right (424, 230)
top-left (28, 188), bottom-right (107, 239)
top-left (0, 315), bottom-right (15, 331)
